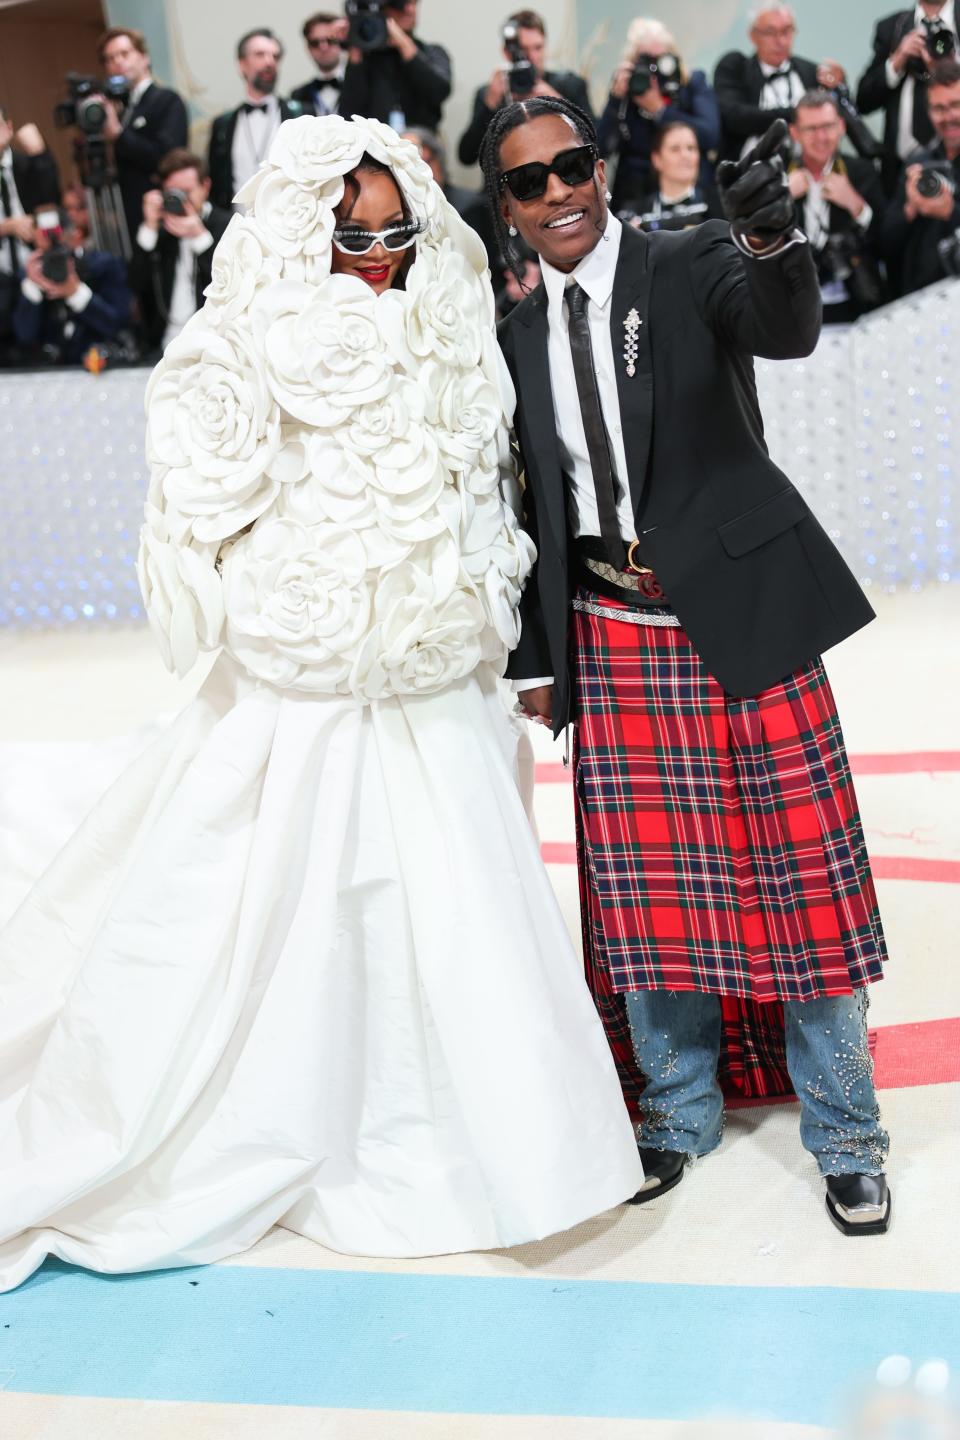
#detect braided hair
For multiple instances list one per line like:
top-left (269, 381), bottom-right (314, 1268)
top-left (479, 95), bottom-right (600, 286)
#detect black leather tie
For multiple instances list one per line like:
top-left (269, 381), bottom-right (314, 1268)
top-left (0, 166), bottom-right (20, 275)
top-left (564, 281), bottom-right (626, 569)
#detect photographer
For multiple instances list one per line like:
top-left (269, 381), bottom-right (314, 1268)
top-left (624, 120), bottom-right (724, 233)
top-left (789, 90), bottom-right (886, 322)
top-left (12, 204), bottom-right (132, 365)
top-left (209, 30), bottom-right (296, 212)
top-left (714, 6), bottom-right (848, 162)
top-left (290, 13), bottom-right (349, 117)
top-left (96, 27), bottom-right (189, 248)
top-left (597, 18), bottom-right (720, 215)
top-left (1, 106), bottom-right (60, 359)
top-left (457, 10), bottom-right (592, 168)
top-left (856, 2), bottom-right (959, 192)
top-left (881, 59), bottom-right (960, 293)
top-left (130, 149), bottom-right (231, 355)
top-left (338, 0), bottom-right (452, 133)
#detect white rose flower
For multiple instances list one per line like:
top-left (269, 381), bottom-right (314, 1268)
top-left (351, 537), bottom-right (485, 698)
top-left (263, 114), bottom-right (367, 188)
top-left (137, 502), bottom-right (224, 676)
top-left (262, 275), bottom-right (393, 426)
top-left (429, 365), bottom-right (502, 471)
top-left (146, 323), bottom-right (284, 544)
top-left (221, 516), bottom-right (372, 692)
top-left (359, 118), bottom-right (441, 222)
top-left (404, 240), bottom-right (485, 368)
top-left (203, 215), bottom-right (281, 324)
top-left (245, 169), bottom-right (340, 259)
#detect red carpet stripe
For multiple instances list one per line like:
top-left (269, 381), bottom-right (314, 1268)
top-left (535, 752), bottom-right (960, 784)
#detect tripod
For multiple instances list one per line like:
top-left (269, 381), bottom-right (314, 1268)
top-left (75, 136), bottom-right (131, 260)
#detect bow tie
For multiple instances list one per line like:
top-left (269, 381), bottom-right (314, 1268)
top-left (315, 75), bottom-right (341, 89)
top-left (241, 101), bottom-right (270, 115)
top-left (767, 63), bottom-right (792, 77)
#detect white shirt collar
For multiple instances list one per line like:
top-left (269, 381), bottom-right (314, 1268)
top-left (130, 76), bottom-right (152, 108)
top-left (541, 212), bottom-right (623, 318)
top-left (759, 58), bottom-right (794, 76)
top-left (915, 1), bottom-right (956, 27)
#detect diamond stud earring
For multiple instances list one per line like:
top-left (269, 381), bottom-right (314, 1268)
top-left (508, 224), bottom-right (518, 236)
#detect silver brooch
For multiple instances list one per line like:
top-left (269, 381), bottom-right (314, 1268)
top-left (623, 308), bottom-right (642, 377)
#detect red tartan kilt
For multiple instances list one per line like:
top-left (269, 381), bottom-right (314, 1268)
top-left (571, 590), bottom-right (887, 1107)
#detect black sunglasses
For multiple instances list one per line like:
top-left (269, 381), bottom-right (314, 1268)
top-left (498, 143), bottom-right (599, 202)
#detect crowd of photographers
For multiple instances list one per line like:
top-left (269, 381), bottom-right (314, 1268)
top-left (1, 1), bottom-right (959, 367)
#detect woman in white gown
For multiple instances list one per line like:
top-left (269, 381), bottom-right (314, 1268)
top-left (0, 116), bottom-right (643, 1292)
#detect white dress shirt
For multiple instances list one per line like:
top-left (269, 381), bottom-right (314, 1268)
top-left (741, 60), bottom-right (809, 156)
top-left (122, 75), bottom-right (153, 127)
top-left (135, 202), bottom-right (215, 347)
top-left (800, 158), bottom-right (873, 307)
top-left (540, 212), bottom-right (639, 546)
top-left (885, 1), bottom-right (958, 159)
top-left (310, 58), bottom-right (347, 116)
top-left (231, 94), bottom-right (282, 204)
top-left (0, 146), bottom-right (28, 276)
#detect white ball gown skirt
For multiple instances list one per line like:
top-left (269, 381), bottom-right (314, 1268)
top-left (0, 656), bottom-right (643, 1291)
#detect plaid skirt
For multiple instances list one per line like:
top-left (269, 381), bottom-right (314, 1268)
top-left (572, 588), bottom-right (888, 1105)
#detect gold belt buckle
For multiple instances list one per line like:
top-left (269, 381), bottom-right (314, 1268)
top-left (625, 539), bottom-right (652, 576)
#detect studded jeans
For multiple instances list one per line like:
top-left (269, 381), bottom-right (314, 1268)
top-left (624, 988), bottom-right (889, 1177)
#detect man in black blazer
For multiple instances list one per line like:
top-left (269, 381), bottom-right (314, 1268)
top-left (0, 110), bottom-right (60, 357)
top-left (13, 206), bottom-right (132, 364)
top-left (484, 98), bottom-right (891, 1234)
top-left (714, 5), bottom-right (834, 163)
top-left (208, 30), bottom-right (297, 213)
top-left (457, 8), bottom-right (593, 168)
top-left (788, 90), bottom-right (887, 321)
top-left (338, 0), bottom-right (452, 133)
top-left (856, 2), bottom-right (959, 192)
top-left (130, 148), bottom-right (231, 354)
top-left (881, 59), bottom-right (960, 293)
top-left (98, 27), bottom-right (189, 249)
top-left (290, 12), bottom-right (348, 117)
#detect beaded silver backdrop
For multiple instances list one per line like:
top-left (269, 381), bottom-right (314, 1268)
top-left (0, 281), bottom-right (957, 631)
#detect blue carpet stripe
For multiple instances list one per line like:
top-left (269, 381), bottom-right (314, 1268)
top-left (2, 1262), bottom-right (958, 1427)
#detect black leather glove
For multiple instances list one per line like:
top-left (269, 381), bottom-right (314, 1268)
top-left (717, 118), bottom-right (795, 247)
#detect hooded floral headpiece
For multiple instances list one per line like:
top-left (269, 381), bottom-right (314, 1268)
top-left (139, 115), bottom-right (533, 699)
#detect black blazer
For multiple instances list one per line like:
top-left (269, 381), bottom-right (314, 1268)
top-left (713, 51), bottom-right (820, 162)
top-left (289, 77), bottom-right (342, 117)
top-left (10, 149), bottom-right (61, 213)
top-left (880, 139), bottom-right (960, 294)
top-left (129, 203), bottom-right (232, 350)
top-left (12, 248), bottom-right (132, 363)
top-left (113, 83), bottom-right (189, 244)
top-left (338, 40), bottom-right (452, 133)
top-left (498, 221), bottom-right (874, 733)
top-left (207, 100), bottom-right (297, 212)
top-left (457, 70), bottom-right (593, 168)
top-left (855, 10), bottom-right (944, 189)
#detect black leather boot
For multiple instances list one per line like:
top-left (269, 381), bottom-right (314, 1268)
top-left (825, 1172), bottom-right (891, 1235)
top-left (627, 1148), bottom-right (686, 1205)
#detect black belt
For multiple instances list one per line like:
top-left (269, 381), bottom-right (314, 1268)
top-left (574, 535), bottom-right (672, 610)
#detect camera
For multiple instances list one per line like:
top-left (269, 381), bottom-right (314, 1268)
top-left (908, 17), bottom-right (957, 76)
top-left (162, 187), bottom-right (189, 217)
top-left (346, 0), bottom-right (388, 53)
top-left (938, 228), bottom-right (960, 276)
top-left (53, 73), bottom-right (128, 138)
top-left (502, 23), bottom-right (536, 98)
top-left (822, 230), bottom-right (884, 310)
top-left (916, 162), bottom-right (957, 199)
top-left (629, 52), bottom-right (682, 100)
top-left (35, 207), bottom-right (72, 285)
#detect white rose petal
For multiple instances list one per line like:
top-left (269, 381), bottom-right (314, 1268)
top-left (266, 114), bottom-right (366, 187)
top-left (248, 169), bottom-right (339, 259)
top-left (203, 215), bottom-right (281, 324)
top-left (137, 503), bottom-right (224, 676)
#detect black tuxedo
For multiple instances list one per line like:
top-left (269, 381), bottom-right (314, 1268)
top-left (207, 100), bottom-right (297, 212)
top-left (129, 203), bottom-right (232, 350)
top-left (855, 10), bottom-right (952, 189)
top-left (499, 221), bottom-right (873, 733)
top-left (289, 75), bottom-right (343, 117)
top-left (713, 51), bottom-right (820, 162)
top-left (457, 70), bottom-right (593, 168)
top-left (113, 83), bottom-right (189, 245)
